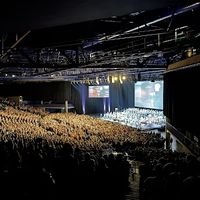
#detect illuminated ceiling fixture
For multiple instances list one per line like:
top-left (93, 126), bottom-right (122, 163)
top-left (112, 76), bottom-right (115, 83)
top-left (119, 75), bottom-right (123, 84)
top-left (122, 75), bottom-right (126, 80)
top-left (114, 76), bottom-right (118, 81)
top-left (87, 78), bottom-right (90, 84)
top-left (96, 76), bottom-right (99, 85)
top-left (186, 48), bottom-right (193, 58)
top-left (107, 75), bottom-right (111, 83)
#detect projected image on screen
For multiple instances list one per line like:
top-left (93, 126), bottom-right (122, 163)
top-left (135, 81), bottom-right (163, 110)
top-left (89, 85), bottom-right (109, 98)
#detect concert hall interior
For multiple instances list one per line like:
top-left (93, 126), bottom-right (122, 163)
top-left (0, 0), bottom-right (200, 199)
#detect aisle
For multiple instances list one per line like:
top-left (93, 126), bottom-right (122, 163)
top-left (125, 161), bottom-right (140, 200)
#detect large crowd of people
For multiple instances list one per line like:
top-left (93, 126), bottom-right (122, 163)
top-left (101, 108), bottom-right (166, 130)
top-left (0, 101), bottom-right (199, 199)
top-left (139, 151), bottom-right (200, 200)
top-left (0, 102), bottom-right (161, 199)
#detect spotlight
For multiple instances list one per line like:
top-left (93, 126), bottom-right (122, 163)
top-left (114, 76), bottom-right (118, 81)
top-left (107, 75), bottom-right (110, 83)
top-left (87, 78), bottom-right (90, 84)
top-left (119, 75), bottom-right (123, 84)
top-left (122, 75), bottom-right (126, 80)
top-left (112, 76), bottom-right (115, 83)
top-left (96, 77), bottom-right (99, 84)
top-left (187, 48), bottom-right (193, 58)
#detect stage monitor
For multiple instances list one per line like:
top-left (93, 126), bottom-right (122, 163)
top-left (135, 81), bottom-right (163, 110)
top-left (88, 85), bottom-right (109, 98)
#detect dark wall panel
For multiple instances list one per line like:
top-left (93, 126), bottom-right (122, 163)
top-left (0, 81), bottom-right (71, 103)
top-left (164, 66), bottom-right (200, 138)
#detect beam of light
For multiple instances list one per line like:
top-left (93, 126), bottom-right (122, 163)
top-left (103, 98), bottom-right (106, 113)
top-left (81, 85), bottom-right (86, 114)
top-left (108, 97), bottom-right (111, 112)
top-left (96, 76), bottom-right (99, 85)
top-left (119, 75), bottom-right (123, 84)
top-left (107, 75), bottom-right (110, 83)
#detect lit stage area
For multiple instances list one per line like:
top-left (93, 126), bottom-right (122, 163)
top-left (100, 108), bottom-right (165, 131)
top-left (76, 80), bottom-right (165, 131)
top-left (71, 80), bottom-right (164, 115)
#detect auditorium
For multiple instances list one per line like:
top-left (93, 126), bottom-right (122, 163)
top-left (0, 0), bottom-right (200, 199)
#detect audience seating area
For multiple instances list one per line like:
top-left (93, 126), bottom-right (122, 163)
top-left (0, 101), bottom-right (199, 199)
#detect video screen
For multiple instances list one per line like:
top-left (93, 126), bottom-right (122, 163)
top-left (88, 85), bottom-right (109, 98)
top-left (135, 81), bottom-right (163, 110)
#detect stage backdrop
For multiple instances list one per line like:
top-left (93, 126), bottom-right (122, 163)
top-left (71, 82), bottom-right (135, 114)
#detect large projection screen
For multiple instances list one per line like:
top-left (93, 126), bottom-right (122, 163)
top-left (135, 81), bottom-right (163, 110)
top-left (88, 85), bottom-right (109, 98)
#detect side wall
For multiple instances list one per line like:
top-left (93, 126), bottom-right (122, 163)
top-left (164, 66), bottom-right (200, 149)
top-left (0, 81), bottom-right (71, 103)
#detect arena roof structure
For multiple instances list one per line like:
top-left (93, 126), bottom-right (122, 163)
top-left (0, 0), bottom-right (199, 82)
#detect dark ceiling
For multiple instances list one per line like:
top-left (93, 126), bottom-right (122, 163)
top-left (1, 0), bottom-right (182, 32)
top-left (0, 0), bottom-right (199, 82)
